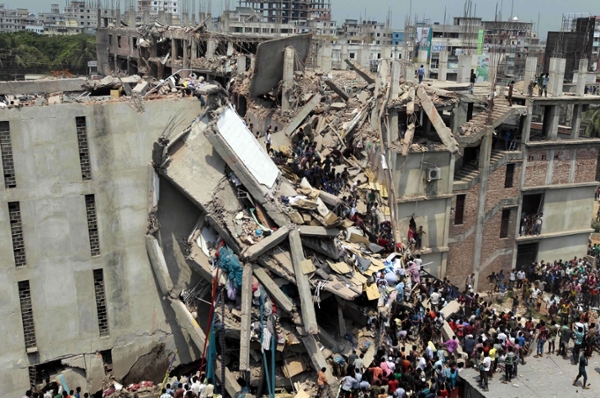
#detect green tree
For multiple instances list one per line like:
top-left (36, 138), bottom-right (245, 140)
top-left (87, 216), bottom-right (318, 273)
top-left (583, 107), bottom-right (600, 138)
top-left (0, 35), bottom-right (46, 79)
top-left (59, 37), bottom-right (97, 74)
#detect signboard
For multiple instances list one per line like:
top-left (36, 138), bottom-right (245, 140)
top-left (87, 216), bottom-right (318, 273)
top-left (431, 44), bottom-right (448, 53)
top-left (87, 60), bottom-right (98, 67)
top-left (416, 27), bottom-right (433, 59)
top-left (477, 30), bottom-right (484, 55)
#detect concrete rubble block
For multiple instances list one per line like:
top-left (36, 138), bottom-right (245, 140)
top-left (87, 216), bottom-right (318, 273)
top-left (344, 59), bottom-right (375, 84)
top-left (250, 34), bottom-right (312, 97)
top-left (171, 300), bottom-right (242, 396)
top-left (324, 79), bottom-right (349, 102)
top-left (252, 264), bottom-right (294, 312)
top-left (416, 87), bottom-right (459, 154)
top-left (145, 235), bottom-right (174, 295)
top-left (289, 229), bottom-right (319, 335)
top-left (298, 225), bottom-right (340, 238)
top-left (240, 265), bottom-right (253, 371)
top-left (283, 94), bottom-right (322, 137)
top-left (242, 225), bottom-right (290, 260)
top-left (330, 102), bottom-right (347, 110)
top-left (133, 80), bottom-right (150, 96)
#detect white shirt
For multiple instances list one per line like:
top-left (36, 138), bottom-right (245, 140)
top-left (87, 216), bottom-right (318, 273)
top-left (482, 356), bottom-right (492, 371)
top-left (517, 271), bottom-right (525, 280)
top-left (191, 381), bottom-right (202, 394)
top-left (430, 292), bottom-right (441, 305)
top-left (417, 356), bottom-right (427, 370)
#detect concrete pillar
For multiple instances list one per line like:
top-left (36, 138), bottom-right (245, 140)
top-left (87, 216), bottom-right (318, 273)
top-left (391, 60), bottom-right (401, 98)
top-left (472, 127), bottom-right (494, 291)
top-left (282, 47), bottom-right (294, 112)
top-left (190, 37), bottom-right (197, 61)
top-left (467, 103), bottom-right (474, 121)
top-left (222, 11), bottom-right (230, 32)
top-left (207, 39), bottom-right (217, 60)
top-left (382, 46), bottom-right (392, 59)
top-left (183, 39), bottom-right (189, 69)
top-left (457, 55), bottom-right (471, 83)
top-left (227, 42), bottom-right (234, 57)
top-left (546, 105), bottom-right (560, 140)
top-left (143, 8), bottom-right (149, 24)
top-left (340, 44), bottom-right (348, 70)
top-left (417, 49), bottom-right (429, 78)
top-left (548, 57), bottom-right (566, 97)
top-left (250, 55), bottom-right (256, 71)
top-left (157, 10), bottom-right (164, 24)
top-left (358, 46), bottom-right (370, 68)
top-left (523, 57), bottom-right (538, 93)
top-left (521, 103), bottom-right (533, 147)
top-left (576, 59), bottom-right (588, 96)
top-left (237, 55), bottom-right (246, 74)
top-left (166, 11), bottom-right (172, 25)
top-left (571, 104), bottom-right (582, 139)
top-left (438, 50), bottom-right (448, 82)
top-left (171, 38), bottom-right (177, 63)
top-left (319, 42), bottom-right (332, 73)
top-left (450, 102), bottom-right (467, 133)
top-left (405, 63), bottom-right (415, 83)
top-left (115, 7), bottom-right (121, 26)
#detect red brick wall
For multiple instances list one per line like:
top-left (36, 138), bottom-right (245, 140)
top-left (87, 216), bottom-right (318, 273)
top-left (525, 149), bottom-right (549, 187)
top-left (551, 149), bottom-right (573, 185)
top-left (574, 147), bottom-right (598, 183)
top-left (484, 163), bottom-right (521, 213)
top-left (477, 207), bottom-right (516, 287)
top-left (447, 184), bottom-right (479, 286)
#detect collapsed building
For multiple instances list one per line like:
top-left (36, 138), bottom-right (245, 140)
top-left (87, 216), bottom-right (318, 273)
top-left (2, 18), bottom-right (600, 398)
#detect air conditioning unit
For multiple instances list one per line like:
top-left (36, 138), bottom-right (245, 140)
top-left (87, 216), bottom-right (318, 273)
top-left (427, 167), bottom-right (442, 181)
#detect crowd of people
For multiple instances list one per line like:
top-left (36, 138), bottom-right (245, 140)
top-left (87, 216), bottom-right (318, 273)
top-left (316, 252), bottom-right (600, 398)
top-left (21, 387), bottom-right (87, 398)
top-left (519, 212), bottom-right (543, 236)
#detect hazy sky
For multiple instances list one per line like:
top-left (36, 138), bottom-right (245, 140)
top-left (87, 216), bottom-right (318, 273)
top-left (6, 0), bottom-right (599, 37)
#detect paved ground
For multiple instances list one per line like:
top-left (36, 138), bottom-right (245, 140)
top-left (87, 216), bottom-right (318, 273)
top-left (460, 351), bottom-right (600, 397)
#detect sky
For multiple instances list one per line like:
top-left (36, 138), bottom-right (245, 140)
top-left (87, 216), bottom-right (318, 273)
top-left (6, 0), bottom-right (599, 38)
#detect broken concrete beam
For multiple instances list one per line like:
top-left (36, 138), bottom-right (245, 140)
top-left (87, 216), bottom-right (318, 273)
top-left (145, 235), bottom-right (173, 295)
top-left (324, 80), bottom-right (349, 102)
top-left (133, 80), bottom-right (150, 95)
top-left (283, 94), bottom-right (322, 137)
top-left (298, 225), bottom-right (340, 238)
top-left (242, 225), bottom-right (290, 260)
top-left (289, 229), bottom-right (319, 335)
top-left (170, 300), bottom-right (242, 396)
top-left (301, 236), bottom-right (339, 260)
top-left (344, 59), bottom-right (375, 84)
top-left (415, 87), bottom-right (459, 154)
top-left (318, 190), bottom-right (342, 207)
top-left (252, 264), bottom-right (294, 313)
top-left (402, 123), bottom-right (415, 157)
top-left (302, 335), bottom-right (335, 382)
top-left (317, 327), bottom-right (339, 350)
top-left (239, 266), bottom-right (253, 372)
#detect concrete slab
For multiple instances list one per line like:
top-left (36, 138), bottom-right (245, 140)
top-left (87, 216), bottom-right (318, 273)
top-left (239, 266), bottom-right (253, 371)
top-left (145, 235), bottom-right (174, 295)
top-left (283, 94), bottom-right (322, 137)
top-left (242, 226), bottom-right (291, 260)
top-left (252, 264), bottom-right (294, 312)
top-left (250, 34), bottom-right (312, 97)
top-left (289, 229), bottom-right (319, 335)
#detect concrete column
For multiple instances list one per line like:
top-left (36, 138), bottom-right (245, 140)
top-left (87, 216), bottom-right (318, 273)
top-left (405, 63), bottom-right (415, 83)
top-left (546, 105), bottom-right (560, 140)
top-left (282, 47), bottom-right (294, 112)
top-left (391, 60), bottom-right (401, 98)
top-left (183, 39), bottom-right (189, 69)
top-left (438, 50), bottom-right (448, 82)
top-left (521, 102), bottom-right (533, 147)
top-left (472, 127), bottom-right (493, 291)
top-left (417, 49), bottom-right (429, 77)
top-left (571, 104), bottom-right (582, 139)
top-left (115, 7), bottom-right (121, 26)
top-left (157, 10), bottom-right (164, 24)
top-left (450, 102), bottom-right (467, 133)
top-left (166, 11), bottom-right (172, 25)
top-left (389, 111), bottom-right (399, 144)
top-left (576, 59), bottom-right (588, 96)
top-left (548, 57), bottom-right (566, 97)
top-left (171, 38), bottom-right (177, 63)
top-left (206, 39), bottom-right (217, 60)
top-left (340, 44), bottom-right (348, 70)
top-left (321, 42), bottom-right (332, 73)
top-left (143, 8), bottom-right (150, 24)
top-left (358, 46), bottom-right (370, 68)
top-left (457, 54), bottom-right (471, 83)
top-left (190, 37), bottom-right (197, 61)
top-left (227, 42), bottom-right (234, 57)
top-left (467, 103), bottom-right (474, 121)
top-left (382, 46), bottom-right (392, 59)
top-left (237, 55), bottom-right (246, 74)
top-left (250, 55), bottom-right (256, 71)
top-left (401, 46), bottom-right (410, 62)
top-left (523, 57), bottom-right (538, 93)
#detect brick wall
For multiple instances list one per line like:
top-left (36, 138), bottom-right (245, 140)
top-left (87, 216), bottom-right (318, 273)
top-left (551, 149), bottom-right (573, 185)
top-left (574, 147), bottom-right (598, 183)
top-left (485, 163), bottom-right (521, 213)
top-left (525, 149), bottom-right (549, 187)
top-left (477, 207), bottom-right (516, 287)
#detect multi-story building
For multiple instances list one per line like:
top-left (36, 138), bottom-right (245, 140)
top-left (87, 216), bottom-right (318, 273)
top-left (44, 17), bottom-right (84, 36)
top-left (0, 4), bottom-right (36, 33)
top-left (0, 80), bottom-right (203, 397)
top-left (336, 19), bottom-right (392, 46)
top-left (138, 0), bottom-right (179, 16)
top-left (63, 1), bottom-right (99, 29)
top-left (392, 31), bottom-right (404, 46)
top-left (546, 15), bottom-right (600, 80)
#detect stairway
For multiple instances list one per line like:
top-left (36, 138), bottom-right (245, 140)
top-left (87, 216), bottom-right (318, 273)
top-left (454, 160), bottom-right (479, 182)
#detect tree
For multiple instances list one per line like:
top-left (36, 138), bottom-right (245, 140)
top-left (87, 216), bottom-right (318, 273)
top-left (0, 34), bottom-right (47, 79)
top-left (583, 107), bottom-right (600, 138)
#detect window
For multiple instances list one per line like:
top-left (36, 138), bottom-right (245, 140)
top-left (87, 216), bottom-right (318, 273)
top-left (18, 280), bottom-right (37, 350)
top-left (9, 202), bottom-right (26, 267)
top-left (454, 194), bottom-right (466, 225)
top-left (76, 117), bottom-right (92, 180)
top-left (93, 269), bottom-right (109, 336)
top-left (504, 164), bottom-right (515, 188)
top-left (500, 209), bottom-right (511, 238)
top-left (0, 121), bottom-right (16, 188)
top-left (85, 195), bottom-right (100, 256)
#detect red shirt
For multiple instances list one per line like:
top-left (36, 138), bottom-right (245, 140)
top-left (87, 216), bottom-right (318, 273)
top-left (387, 380), bottom-right (399, 393)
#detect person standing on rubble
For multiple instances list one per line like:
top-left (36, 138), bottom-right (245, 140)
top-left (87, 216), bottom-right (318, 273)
top-left (418, 65), bottom-right (425, 84)
top-left (370, 203), bottom-right (380, 234)
top-left (470, 69), bottom-right (477, 94)
top-left (507, 80), bottom-right (515, 106)
top-left (317, 367), bottom-right (329, 398)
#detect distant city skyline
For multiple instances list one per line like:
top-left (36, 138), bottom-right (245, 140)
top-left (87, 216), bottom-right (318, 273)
top-left (3, 0), bottom-right (599, 38)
